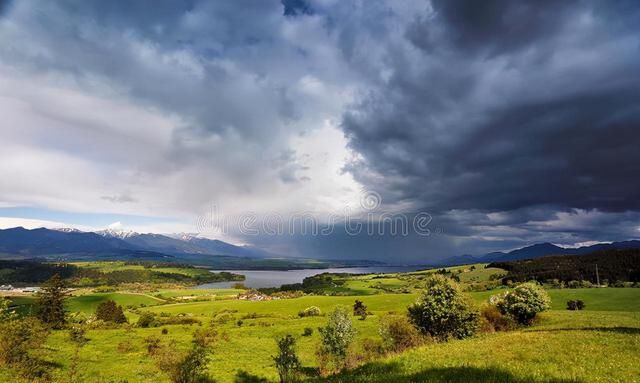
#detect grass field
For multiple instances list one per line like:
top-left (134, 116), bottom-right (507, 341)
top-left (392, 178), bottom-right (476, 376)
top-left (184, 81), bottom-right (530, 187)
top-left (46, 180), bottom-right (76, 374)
top-left (71, 261), bottom-right (216, 278)
top-left (2, 287), bottom-right (638, 382)
top-left (2, 260), bottom-right (639, 383)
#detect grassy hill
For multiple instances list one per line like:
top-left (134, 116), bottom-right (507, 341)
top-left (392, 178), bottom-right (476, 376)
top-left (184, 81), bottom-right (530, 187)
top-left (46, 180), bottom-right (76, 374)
top-left (2, 263), bottom-right (639, 382)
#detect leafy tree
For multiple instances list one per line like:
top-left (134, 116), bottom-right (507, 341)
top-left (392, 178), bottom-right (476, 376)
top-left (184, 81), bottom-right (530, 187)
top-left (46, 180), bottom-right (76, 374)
top-left (353, 300), bottom-right (368, 320)
top-left (36, 273), bottom-right (68, 329)
top-left (491, 282), bottom-right (551, 325)
top-left (273, 335), bottom-right (301, 383)
top-left (407, 275), bottom-right (479, 341)
top-left (318, 306), bottom-right (356, 361)
top-left (95, 300), bottom-right (128, 323)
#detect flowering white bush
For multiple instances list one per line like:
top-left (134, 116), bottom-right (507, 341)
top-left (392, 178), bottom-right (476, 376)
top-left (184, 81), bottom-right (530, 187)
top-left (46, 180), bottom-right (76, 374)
top-left (491, 282), bottom-right (551, 325)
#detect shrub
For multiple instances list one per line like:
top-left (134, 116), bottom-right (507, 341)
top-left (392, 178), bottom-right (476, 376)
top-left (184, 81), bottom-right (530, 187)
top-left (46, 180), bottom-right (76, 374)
top-left (0, 320), bottom-right (51, 381)
top-left (353, 300), bottom-right (368, 320)
top-left (144, 336), bottom-right (162, 356)
top-left (273, 335), bottom-right (301, 383)
top-left (302, 327), bottom-right (313, 337)
top-left (318, 306), bottom-right (356, 370)
top-left (298, 306), bottom-right (321, 317)
top-left (95, 300), bottom-right (128, 324)
top-left (379, 315), bottom-right (425, 352)
top-left (567, 280), bottom-right (580, 288)
top-left (153, 332), bottom-right (214, 383)
top-left (566, 300), bottom-right (585, 311)
top-left (161, 328), bottom-right (169, 335)
top-left (137, 312), bottom-right (158, 328)
top-left (491, 282), bottom-right (551, 325)
top-left (212, 312), bottom-right (235, 324)
top-left (407, 275), bottom-right (479, 341)
top-left (69, 325), bottom-right (88, 345)
top-left (479, 305), bottom-right (516, 333)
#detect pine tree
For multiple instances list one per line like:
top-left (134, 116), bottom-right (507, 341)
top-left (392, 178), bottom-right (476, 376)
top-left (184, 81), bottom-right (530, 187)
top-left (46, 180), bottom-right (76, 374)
top-left (36, 273), bottom-right (68, 329)
top-left (95, 300), bottom-right (128, 323)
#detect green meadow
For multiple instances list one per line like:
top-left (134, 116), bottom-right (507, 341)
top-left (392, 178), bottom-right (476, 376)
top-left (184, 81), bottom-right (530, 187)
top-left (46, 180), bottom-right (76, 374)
top-left (2, 264), bottom-right (639, 383)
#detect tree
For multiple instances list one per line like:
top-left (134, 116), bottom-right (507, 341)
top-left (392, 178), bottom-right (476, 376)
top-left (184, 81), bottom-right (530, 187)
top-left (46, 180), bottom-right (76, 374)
top-left (407, 275), bottom-right (479, 341)
top-left (95, 300), bottom-right (128, 323)
top-left (491, 282), bottom-right (551, 325)
top-left (353, 300), bottom-right (368, 320)
top-left (273, 335), bottom-right (301, 383)
top-left (36, 273), bottom-right (68, 329)
top-left (318, 306), bottom-right (356, 363)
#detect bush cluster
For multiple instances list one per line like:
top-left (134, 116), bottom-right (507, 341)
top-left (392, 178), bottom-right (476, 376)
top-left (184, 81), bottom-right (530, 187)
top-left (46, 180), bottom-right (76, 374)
top-left (407, 275), bottom-right (479, 341)
top-left (298, 306), bottom-right (322, 317)
top-left (566, 300), bottom-right (585, 310)
top-left (491, 282), bottom-right (551, 325)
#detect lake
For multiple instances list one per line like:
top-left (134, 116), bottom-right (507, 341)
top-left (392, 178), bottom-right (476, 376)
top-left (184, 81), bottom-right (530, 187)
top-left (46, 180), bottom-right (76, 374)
top-left (196, 266), bottom-right (424, 289)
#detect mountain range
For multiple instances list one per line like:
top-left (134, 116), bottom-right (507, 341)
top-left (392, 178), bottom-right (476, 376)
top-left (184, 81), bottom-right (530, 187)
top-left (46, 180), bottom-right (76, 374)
top-left (0, 226), bottom-right (271, 261)
top-left (439, 240), bottom-right (640, 266)
top-left (2, 226), bottom-right (639, 268)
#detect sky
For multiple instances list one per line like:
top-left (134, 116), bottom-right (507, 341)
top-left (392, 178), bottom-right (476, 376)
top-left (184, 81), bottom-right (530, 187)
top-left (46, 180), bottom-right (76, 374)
top-left (1, 0), bottom-right (639, 262)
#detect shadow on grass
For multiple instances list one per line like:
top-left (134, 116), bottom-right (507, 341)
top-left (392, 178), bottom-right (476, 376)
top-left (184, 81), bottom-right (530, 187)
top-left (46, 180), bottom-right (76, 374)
top-left (528, 326), bottom-right (640, 335)
top-left (235, 370), bottom-right (270, 383)
top-left (304, 363), bottom-right (584, 383)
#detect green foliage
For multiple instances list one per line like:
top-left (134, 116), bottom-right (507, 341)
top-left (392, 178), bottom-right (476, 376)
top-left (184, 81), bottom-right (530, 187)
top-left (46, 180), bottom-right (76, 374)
top-left (479, 305), bottom-right (516, 333)
top-left (353, 300), bottom-right (368, 320)
top-left (36, 273), bottom-right (68, 329)
top-left (566, 300), bottom-right (585, 311)
top-left (492, 282), bottom-right (551, 325)
top-left (407, 275), bottom-right (479, 341)
top-left (273, 335), bottom-right (301, 383)
top-left (137, 312), bottom-right (157, 328)
top-left (0, 316), bottom-right (49, 380)
top-left (379, 315), bottom-right (425, 352)
top-left (318, 306), bottom-right (356, 360)
top-left (95, 299), bottom-right (128, 323)
top-left (68, 325), bottom-right (88, 345)
top-left (490, 249), bottom-right (640, 284)
top-left (298, 306), bottom-right (321, 317)
top-left (0, 297), bottom-right (16, 321)
top-left (153, 331), bottom-right (215, 383)
top-left (302, 327), bottom-right (313, 337)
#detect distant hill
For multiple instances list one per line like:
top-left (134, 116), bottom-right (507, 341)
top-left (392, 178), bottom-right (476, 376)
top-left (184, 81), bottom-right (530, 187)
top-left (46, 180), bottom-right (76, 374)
top-left (440, 240), bottom-right (640, 266)
top-left (0, 227), bottom-right (268, 261)
top-left (489, 248), bottom-right (640, 284)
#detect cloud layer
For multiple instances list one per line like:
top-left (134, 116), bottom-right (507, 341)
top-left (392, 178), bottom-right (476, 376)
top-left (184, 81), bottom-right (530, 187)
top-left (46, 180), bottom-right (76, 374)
top-left (1, 0), bottom-right (639, 261)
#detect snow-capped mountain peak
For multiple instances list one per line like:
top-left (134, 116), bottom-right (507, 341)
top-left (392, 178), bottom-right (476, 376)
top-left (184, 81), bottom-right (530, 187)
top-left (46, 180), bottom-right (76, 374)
top-left (96, 228), bottom-right (139, 239)
top-left (52, 227), bottom-right (84, 233)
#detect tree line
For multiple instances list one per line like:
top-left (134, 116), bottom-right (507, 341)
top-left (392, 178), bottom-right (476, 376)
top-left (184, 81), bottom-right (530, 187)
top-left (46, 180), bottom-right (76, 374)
top-left (489, 248), bottom-right (640, 284)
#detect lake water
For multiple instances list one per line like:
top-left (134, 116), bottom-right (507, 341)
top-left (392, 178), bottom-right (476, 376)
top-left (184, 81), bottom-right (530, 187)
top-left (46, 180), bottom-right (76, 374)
top-left (196, 266), bottom-right (423, 289)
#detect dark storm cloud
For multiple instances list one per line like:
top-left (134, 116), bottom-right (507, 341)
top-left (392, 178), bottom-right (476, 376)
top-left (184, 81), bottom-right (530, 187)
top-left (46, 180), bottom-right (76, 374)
top-left (341, 0), bottom-right (640, 215)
